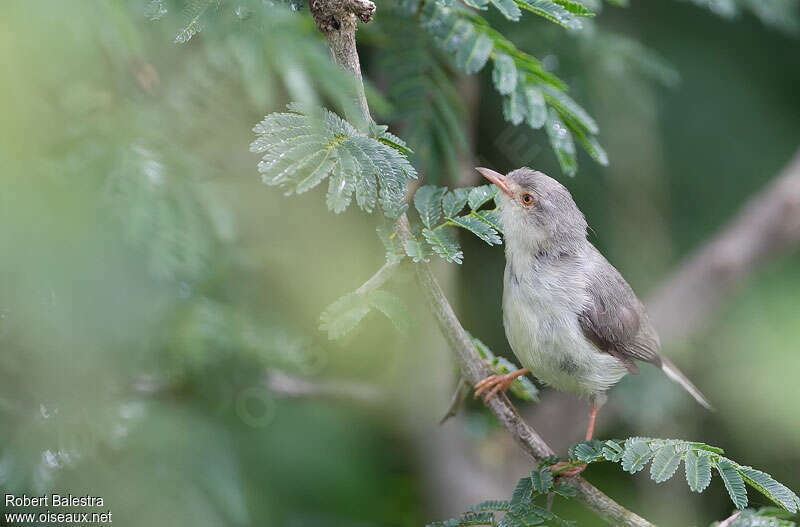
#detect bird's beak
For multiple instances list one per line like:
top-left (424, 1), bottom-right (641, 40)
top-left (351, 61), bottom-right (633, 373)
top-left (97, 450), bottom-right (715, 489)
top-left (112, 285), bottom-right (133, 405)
top-left (475, 167), bottom-right (512, 197)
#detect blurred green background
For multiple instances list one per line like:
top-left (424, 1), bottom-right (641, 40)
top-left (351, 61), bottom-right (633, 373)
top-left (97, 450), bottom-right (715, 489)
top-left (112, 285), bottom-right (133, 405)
top-left (1, 1), bottom-right (798, 526)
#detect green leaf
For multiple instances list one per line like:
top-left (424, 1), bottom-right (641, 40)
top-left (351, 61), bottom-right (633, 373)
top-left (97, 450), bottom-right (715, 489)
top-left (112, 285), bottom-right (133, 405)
top-left (530, 467), bottom-right (553, 494)
top-left (524, 86), bottom-right (547, 129)
top-left (458, 32), bottom-right (494, 74)
top-left (295, 149), bottom-right (337, 193)
top-left (540, 85), bottom-right (598, 135)
top-left (369, 122), bottom-right (390, 137)
top-left (442, 188), bottom-right (470, 217)
top-left (684, 450), bottom-right (712, 493)
top-left (457, 512), bottom-right (495, 526)
top-left (510, 476), bottom-right (533, 506)
top-left (492, 54), bottom-right (518, 95)
top-left (739, 467), bottom-right (800, 513)
top-left (563, 437), bottom-right (799, 516)
top-left (423, 228), bottom-right (464, 264)
top-left (551, 482), bottom-right (577, 499)
top-left (724, 508), bottom-right (798, 527)
top-left (718, 459), bottom-right (748, 510)
top-left (552, 0), bottom-right (595, 16)
top-left (571, 126), bottom-right (609, 166)
top-left (404, 237), bottom-right (431, 263)
top-left (468, 184), bottom-right (499, 210)
top-left (377, 222), bottom-right (405, 264)
top-left (621, 439), bottom-right (654, 474)
top-left (649, 444), bottom-right (682, 483)
top-left (326, 151), bottom-right (355, 213)
top-left (379, 131), bottom-right (415, 155)
top-left (368, 290), bottom-right (412, 334)
top-left (545, 109), bottom-right (577, 177)
top-left (175, 0), bottom-right (214, 43)
top-left (503, 83), bottom-right (527, 126)
top-left (253, 105), bottom-right (416, 217)
top-left (319, 293), bottom-right (371, 339)
top-left (469, 501), bottom-right (511, 513)
top-left (462, 0), bottom-right (490, 8)
top-left (516, 0), bottom-right (583, 29)
top-left (570, 441), bottom-right (605, 463)
top-left (432, 13), bottom-right (492, 75)
top-left (473, 209), bottom-right (503, 234)
top-left (503, 511), bottom-right (545, 526)
top-left (415, 185), bottom-right (447, 228)
top-left (448, 215), bottom-right (502, 245)
top-left (490, 0), bottom-right (522, 20)
top-left (602, 440), bottom-right (624, 462)
top-left (685, 441), bottom-right (725, 455)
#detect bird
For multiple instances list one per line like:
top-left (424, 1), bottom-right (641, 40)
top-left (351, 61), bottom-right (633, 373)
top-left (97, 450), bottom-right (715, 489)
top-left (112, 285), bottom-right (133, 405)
top-left (472, 167), bottom-right (711, 465)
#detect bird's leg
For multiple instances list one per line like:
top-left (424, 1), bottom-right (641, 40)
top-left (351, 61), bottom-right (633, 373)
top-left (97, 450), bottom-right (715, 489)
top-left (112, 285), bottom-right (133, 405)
top-left (585, 400), bottom-right (600, 441)
top-left (473, 368), bottom-right (530, 403)
top-left (550, 399), bottom-right (602, 478)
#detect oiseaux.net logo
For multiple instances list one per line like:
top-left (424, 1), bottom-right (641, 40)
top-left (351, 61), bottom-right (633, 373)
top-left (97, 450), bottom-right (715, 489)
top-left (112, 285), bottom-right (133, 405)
top-left (4, 494), bottom-right (112, 525)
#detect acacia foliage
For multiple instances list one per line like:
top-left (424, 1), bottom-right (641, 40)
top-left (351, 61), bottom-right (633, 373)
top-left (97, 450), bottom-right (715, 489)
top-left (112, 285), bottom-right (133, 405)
top-left (569, 438), bottom-right (800, 513)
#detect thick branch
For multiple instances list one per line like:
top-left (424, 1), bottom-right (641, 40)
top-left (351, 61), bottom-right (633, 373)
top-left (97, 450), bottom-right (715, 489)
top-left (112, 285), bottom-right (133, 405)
top-left (309, 0), bottom-right (374, 122)
top-left (312, 6), bottom-right (654, 526)
top-left (648, 149), bottom-right (800, 342)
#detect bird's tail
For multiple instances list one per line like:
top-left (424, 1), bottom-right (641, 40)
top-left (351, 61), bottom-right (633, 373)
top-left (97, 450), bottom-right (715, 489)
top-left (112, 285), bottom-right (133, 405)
top-left (660, 356), bottom-right (714, 411)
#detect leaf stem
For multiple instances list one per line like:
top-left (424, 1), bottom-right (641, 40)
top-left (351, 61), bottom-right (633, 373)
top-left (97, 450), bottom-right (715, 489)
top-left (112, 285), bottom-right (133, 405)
top-left (355, 260), bottom-right (400, 295)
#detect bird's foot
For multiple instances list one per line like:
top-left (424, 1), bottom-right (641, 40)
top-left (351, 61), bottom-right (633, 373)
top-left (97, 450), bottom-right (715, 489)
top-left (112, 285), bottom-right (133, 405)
top-left (549, 461), bottom-right (587, 478)
top-left (473, 369), bottom-right (530, 403)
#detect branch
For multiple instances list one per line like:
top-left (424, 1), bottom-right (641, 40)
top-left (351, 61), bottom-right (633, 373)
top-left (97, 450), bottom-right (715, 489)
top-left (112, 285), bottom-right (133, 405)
top-left (309, 0), bottom-right (374, 122)
top-left (311, 5), bottom-right (655, 526)
top-left (648, 149), bottom-right (800, 342)
top-left (264, 370), bottom-right (384, 405)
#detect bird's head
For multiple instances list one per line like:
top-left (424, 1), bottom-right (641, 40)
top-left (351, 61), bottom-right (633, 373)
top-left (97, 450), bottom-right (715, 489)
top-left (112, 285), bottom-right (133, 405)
top-left (476, 167), bottom-right (588, 256)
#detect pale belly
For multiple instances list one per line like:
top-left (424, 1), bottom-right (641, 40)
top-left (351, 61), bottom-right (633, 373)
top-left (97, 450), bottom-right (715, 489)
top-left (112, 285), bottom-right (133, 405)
top-left (503, 280), bottom-right (628, 397)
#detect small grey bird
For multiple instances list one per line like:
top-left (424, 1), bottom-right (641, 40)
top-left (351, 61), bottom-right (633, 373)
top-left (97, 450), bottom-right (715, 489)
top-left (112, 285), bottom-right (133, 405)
top-left (473, 167), bottom-right (711, 447)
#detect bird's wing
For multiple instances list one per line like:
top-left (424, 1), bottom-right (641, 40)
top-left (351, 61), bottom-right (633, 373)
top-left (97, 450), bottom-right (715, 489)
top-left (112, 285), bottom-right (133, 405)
top-left (578, 247), bottom-right (661, 374)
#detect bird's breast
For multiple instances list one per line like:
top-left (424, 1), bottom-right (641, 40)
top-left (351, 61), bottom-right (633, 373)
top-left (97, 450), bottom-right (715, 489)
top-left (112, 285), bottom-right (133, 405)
top-left (502, 256), bottom-right (627, 396)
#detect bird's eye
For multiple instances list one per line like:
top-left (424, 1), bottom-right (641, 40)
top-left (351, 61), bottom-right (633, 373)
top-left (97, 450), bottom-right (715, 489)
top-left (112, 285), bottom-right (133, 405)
top-left (521, 193), bottom-right (534, 206)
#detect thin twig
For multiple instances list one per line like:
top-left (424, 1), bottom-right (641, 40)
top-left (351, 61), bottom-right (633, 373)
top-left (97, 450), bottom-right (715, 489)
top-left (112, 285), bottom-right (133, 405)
top-left (311, 6), bottom-right (656, 526)
top-left (355, 260), bottom-right (400, 295)
top-left (440, 377), bottom-right (469, 425)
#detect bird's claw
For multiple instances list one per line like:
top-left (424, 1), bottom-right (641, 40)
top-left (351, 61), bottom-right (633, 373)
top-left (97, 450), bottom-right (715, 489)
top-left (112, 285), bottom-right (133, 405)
top-left (474, 373), bottom-right (515, 403)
